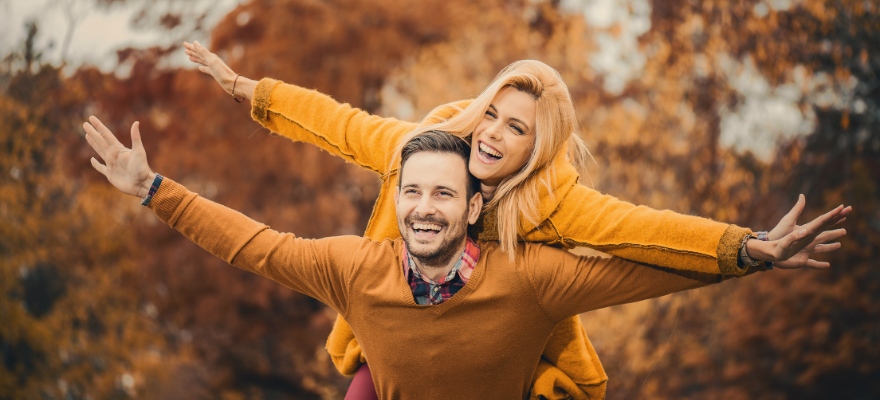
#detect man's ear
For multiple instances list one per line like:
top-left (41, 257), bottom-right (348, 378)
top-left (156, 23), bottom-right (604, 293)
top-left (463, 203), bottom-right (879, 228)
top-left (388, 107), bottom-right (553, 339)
top-left (467, 192), bottom-right (483, 225)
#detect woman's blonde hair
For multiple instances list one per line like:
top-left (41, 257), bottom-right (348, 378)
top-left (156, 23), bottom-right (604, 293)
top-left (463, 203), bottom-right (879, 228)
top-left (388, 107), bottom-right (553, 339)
top-left (390, 60), bottom-right (591, 257)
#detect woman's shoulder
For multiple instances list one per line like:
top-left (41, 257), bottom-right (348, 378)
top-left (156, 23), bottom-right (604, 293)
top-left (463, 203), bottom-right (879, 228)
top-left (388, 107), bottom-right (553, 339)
top-left (423, 99), bottom-right (474, 124)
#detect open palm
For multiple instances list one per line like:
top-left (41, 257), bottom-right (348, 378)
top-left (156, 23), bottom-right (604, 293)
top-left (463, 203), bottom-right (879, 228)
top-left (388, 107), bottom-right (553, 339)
top-left (766, 195), bottom-right (849, 269)
top-left (83, 116), bottom-right (155, 198)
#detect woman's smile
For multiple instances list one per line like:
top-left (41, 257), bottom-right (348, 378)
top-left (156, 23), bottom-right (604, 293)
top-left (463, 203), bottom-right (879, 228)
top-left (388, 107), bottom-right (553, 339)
top-left (477, 140), bottom-right (504, 164)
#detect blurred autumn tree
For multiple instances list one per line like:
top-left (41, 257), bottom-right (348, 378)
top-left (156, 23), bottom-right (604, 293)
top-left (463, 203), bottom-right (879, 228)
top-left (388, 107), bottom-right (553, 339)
top-left (3, 0), bottom-right (878, 398)
top-left (0, 22), bottom-right (179, 399)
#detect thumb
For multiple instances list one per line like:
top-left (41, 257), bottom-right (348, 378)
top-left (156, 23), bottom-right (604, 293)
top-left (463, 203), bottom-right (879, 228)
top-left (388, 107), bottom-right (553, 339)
top-left (131, 121), bottom-right (145, 153)
top-left (781, 194), bottom-right (806, 225)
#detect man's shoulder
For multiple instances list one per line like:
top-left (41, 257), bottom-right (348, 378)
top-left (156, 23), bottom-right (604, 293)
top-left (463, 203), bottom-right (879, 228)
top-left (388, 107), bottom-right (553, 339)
top-left (329, 236), bottom-right (402, 263)
top-left (472, 240), bottom-right (572, 262)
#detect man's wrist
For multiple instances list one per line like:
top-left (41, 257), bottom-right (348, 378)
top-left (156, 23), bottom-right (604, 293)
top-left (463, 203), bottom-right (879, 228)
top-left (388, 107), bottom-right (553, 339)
top-left (137, 172), bottom-right (158, 198)
top-left (140, 173), bottom-right (163, 206)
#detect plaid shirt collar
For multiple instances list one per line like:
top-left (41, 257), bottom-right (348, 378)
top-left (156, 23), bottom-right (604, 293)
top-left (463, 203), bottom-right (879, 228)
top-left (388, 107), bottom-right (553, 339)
top-left (402, 238), bottom-right (481, 305)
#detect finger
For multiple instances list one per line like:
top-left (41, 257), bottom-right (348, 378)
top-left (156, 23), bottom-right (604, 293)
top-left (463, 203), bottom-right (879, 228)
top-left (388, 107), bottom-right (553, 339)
top-left (781, 194), bottom-right (806, 225)
top-left (88, 116), bottom-right (123, 147)
top-left (90, 157), bottom-right (108, 176)
top-left (194, 40), bottom-right (210, 58)
top-left (804, 259), bottom-right (831, 270)
top-left (185, 49), bottom-right (205, 61)
top-left (188, 56), bottom-right (207, 66)
top-left (801, 205), bottom-right (846, 235)
top-left (183, 41), bottom-right (194, 51)
top-left (83, 122), bottom-right (108, 156)
top-left (131, 121), bottom-right (145, 153)
top-left (814, 228), bottom-right (846, 244)
top-left (811, 242), bottom-right (842, 254)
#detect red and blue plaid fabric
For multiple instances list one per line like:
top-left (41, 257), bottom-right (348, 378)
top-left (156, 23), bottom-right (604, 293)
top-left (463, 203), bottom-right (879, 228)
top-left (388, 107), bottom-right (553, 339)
top-left (402, 238), bottom-right (481, 305)
top-left (140, 174), bottom-right (164, 206)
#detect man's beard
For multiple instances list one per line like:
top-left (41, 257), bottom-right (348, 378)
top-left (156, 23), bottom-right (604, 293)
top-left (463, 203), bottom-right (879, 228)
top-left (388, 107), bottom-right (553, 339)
top-left (402, 209), bottom-right (469, 269)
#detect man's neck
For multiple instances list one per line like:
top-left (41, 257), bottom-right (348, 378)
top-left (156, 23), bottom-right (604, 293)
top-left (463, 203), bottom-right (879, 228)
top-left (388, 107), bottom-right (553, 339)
top-left (411, 240), bottom-right (468, 281)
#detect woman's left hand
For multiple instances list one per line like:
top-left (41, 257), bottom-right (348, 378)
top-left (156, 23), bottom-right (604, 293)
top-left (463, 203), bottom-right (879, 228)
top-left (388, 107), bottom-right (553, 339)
top-left (749, 195), bottom-right (851, 269)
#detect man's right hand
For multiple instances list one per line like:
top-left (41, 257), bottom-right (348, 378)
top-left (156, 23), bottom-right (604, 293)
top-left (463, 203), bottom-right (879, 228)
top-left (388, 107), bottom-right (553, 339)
top-left (84, 117), bottom-right (156, 199)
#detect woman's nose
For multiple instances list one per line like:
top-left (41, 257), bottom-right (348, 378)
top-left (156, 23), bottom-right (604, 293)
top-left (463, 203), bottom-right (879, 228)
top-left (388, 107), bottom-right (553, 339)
top-left (486, 122), bottom-right (503, 141)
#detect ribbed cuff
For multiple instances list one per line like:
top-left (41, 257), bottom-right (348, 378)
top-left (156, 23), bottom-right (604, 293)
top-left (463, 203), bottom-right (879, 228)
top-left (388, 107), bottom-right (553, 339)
top-left (250, 78), bottom-right (282, 126)
top-left (146, 177), bottom-right (193, 225)
top-left (716, 224), bottom-right (754, 276)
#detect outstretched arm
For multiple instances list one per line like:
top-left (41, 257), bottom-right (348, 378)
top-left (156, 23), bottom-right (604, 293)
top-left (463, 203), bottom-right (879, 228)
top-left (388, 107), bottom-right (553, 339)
top-left (83, 116), bottom-right (360, 313)
top-left (550, 180), bottom-right (849, 277)
top-left (184, 41), bottom-right (438, 175)
top-left (528, 210), bottom-right (847, 322)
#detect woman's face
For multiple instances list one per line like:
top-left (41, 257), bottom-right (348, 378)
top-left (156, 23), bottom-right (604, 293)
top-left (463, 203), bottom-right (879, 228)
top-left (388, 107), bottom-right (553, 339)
top-left (469, 86), bottom-right (537, 187)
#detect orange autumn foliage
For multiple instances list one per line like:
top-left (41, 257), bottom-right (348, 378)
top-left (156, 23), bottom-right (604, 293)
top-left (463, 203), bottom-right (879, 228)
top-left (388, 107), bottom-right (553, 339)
top-left (2, 0), bottom-right (878, 398)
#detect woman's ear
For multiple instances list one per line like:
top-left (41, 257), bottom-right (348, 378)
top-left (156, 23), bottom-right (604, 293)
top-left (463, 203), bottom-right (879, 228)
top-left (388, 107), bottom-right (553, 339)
top-left (467, 192), bottom-right (483, 225)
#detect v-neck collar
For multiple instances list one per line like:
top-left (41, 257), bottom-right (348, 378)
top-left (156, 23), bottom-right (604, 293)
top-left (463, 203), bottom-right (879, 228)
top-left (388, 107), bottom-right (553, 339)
top-left (396, 240), bottom-right (486, 316)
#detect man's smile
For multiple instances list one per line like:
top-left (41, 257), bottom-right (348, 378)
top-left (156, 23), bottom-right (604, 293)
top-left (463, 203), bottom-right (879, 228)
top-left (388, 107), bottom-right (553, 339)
top-left (411, 222), bottom-right (445, 240)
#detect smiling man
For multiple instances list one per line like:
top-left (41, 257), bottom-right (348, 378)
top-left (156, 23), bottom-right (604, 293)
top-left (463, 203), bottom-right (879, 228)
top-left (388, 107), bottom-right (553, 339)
top-left (83, 117), bottom-right (849, 399)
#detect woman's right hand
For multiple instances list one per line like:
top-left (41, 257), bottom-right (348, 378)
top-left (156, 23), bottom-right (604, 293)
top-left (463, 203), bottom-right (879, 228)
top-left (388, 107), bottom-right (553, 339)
top-left (184, 41), bottom-right (256, 101)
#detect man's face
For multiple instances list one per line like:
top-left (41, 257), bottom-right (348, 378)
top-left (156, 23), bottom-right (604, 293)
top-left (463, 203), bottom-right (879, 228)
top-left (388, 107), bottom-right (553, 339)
top-left (395, 152), bottom-right (481, 266)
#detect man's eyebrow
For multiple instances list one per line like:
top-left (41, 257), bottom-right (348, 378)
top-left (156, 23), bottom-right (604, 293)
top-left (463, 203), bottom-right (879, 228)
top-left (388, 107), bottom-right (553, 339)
top-left (435, 186), bottom-right (461, 195)
top-left (489, 104), bottom-right (529, 130)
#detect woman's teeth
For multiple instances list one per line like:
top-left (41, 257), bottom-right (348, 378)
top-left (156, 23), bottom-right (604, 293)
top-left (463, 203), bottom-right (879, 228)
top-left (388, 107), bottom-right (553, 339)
top-left (479, 142), bottom-right (503, 159)
top-left (413, 223), bottom-right (442, 232)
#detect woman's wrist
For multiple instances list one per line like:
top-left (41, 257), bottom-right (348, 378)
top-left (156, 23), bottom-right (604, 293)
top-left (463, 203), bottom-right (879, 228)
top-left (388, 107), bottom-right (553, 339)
top-left (234, 76), bottom-right (258, 101)
top-left (745, 238), bottom-right (778, 262)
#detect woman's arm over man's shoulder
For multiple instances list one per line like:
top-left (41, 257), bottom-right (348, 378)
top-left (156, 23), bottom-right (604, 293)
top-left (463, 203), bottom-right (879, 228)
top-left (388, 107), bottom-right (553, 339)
top-left (550, 182), bottom-right (752, 276)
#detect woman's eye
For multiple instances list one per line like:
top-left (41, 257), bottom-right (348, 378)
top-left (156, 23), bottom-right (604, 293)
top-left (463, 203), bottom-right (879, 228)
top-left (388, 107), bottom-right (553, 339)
top-left (510, 125), bottom-right (524, 134)
top-left (485, 111), bottom-right (496, 119)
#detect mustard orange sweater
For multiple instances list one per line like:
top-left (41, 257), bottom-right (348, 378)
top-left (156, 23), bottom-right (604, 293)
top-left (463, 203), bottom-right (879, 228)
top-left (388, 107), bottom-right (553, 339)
top-left (248, 79), bottom-right (762, 399)
top-left (148, 178), bottom-right (744, 399)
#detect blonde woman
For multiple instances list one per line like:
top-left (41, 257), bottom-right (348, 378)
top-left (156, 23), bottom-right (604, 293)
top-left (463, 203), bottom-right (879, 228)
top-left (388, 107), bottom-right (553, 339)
top-left (184, 41), bottom-right (846, 399)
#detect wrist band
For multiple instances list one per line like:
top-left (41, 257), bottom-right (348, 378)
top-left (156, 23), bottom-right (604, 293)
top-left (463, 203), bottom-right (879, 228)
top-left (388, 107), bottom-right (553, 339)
top-left (140, 174), bottom-right (164, 206)
top-left (232, 73), bottom-right (244, 103)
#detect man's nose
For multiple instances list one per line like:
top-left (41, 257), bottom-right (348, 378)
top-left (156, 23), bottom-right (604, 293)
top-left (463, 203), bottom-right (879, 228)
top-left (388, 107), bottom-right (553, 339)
top-left (414, 194), bottom-right (437, 215)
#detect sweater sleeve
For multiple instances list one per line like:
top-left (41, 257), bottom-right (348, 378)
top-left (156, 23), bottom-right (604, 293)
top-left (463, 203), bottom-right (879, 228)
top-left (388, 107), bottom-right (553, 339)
top-left (147, 177), bottom-right (363, 314)
top-left (525, 244), bottom-right (762, 323)
top-left (250, 78), bottom-right (418, 175)
top-left (551, 183), bottom-right (754, 276)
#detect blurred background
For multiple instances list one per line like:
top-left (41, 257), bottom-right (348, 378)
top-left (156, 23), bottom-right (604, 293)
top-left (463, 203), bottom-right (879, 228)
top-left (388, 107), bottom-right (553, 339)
top-left (1, 0), bottom-right (878, 398)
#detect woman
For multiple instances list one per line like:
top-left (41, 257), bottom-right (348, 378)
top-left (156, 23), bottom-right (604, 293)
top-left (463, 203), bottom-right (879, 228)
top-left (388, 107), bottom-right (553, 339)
top-left (184, 41), bottom-right (807, 399)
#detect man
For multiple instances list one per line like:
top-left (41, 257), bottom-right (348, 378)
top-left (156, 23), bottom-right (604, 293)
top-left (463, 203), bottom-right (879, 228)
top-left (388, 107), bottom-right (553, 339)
top-left (83, 117), bottom-right (849, 399)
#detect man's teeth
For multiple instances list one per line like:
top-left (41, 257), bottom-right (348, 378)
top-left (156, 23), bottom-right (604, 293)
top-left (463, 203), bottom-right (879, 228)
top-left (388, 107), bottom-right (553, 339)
top-left (479, 142), bottom-right (502, 158)
top-left (413, 223), bottom-right (442, 232)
